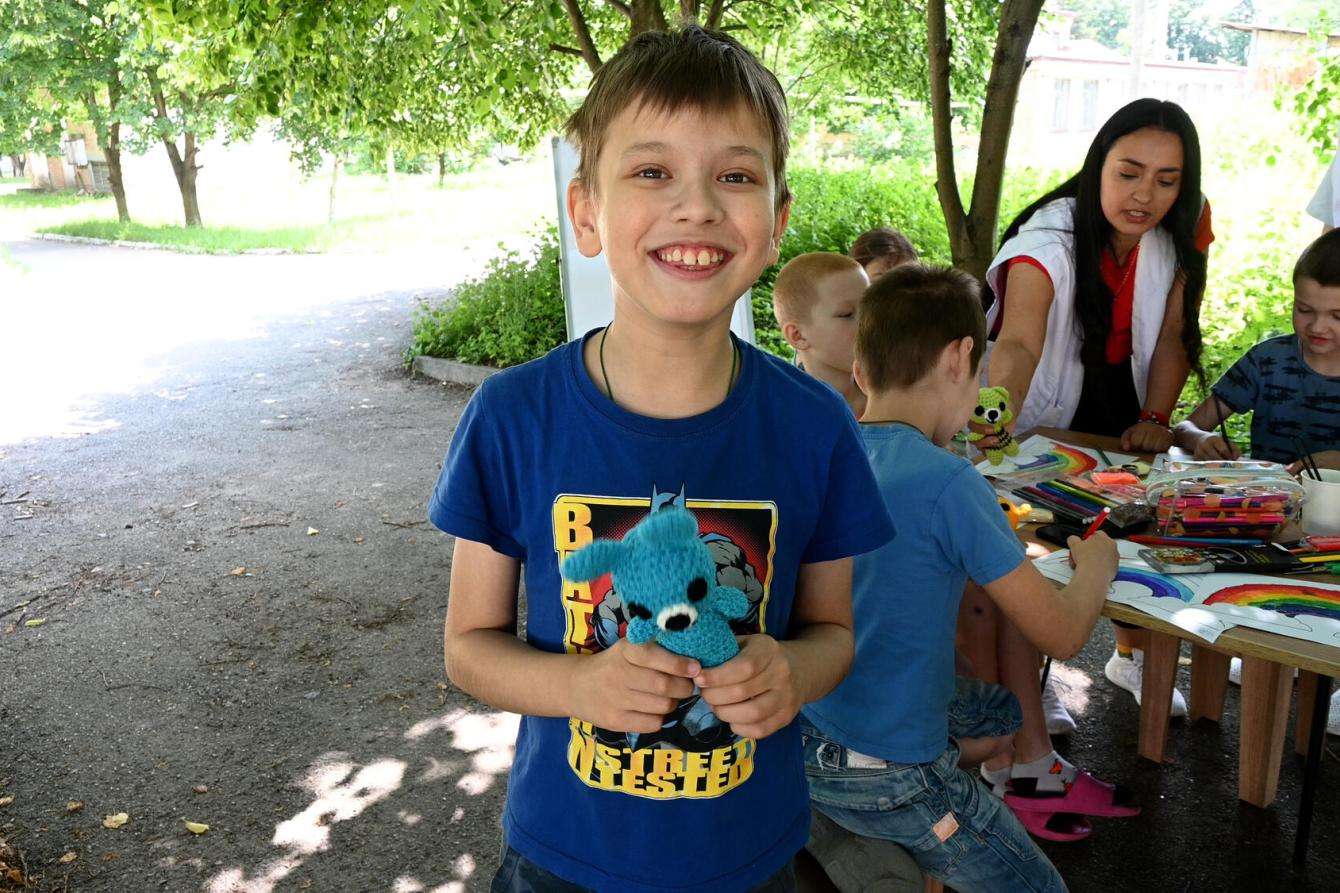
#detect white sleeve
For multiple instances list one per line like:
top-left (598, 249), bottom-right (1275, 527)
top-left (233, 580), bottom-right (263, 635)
top-left (1307, 149), bottom-right (1340, 227)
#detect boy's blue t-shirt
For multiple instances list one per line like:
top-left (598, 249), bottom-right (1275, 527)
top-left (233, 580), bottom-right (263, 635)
top-left (428, 331), bottom-right (894, 893)
top-left (1212, 334), bottom-right (1340, 463)
top-left (803, 423), bottom-right (1025, 765)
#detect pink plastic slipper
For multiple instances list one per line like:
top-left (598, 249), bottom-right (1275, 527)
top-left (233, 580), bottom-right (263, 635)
top-left (1011, 807), bottom-right (1092, 842)
top-left (1005, 769), bottom-right (1140, 819)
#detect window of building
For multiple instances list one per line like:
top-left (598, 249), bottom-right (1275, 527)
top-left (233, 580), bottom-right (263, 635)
top-left (1052, 79), bottom-right (1071, 131)
top-left (1081, 80), bottom-right (1099, 129)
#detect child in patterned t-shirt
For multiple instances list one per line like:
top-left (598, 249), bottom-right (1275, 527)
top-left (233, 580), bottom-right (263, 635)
top-left (1175, 229), bottom-right (1340, 464)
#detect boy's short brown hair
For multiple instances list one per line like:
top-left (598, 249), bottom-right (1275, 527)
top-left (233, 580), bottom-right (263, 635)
top-left (850, 227), bottom-right (918, 268)
top-left (772, 252), bottom-right (863, 325)
top-left (1294, 229), bottom-right (1340, 287)
top-left (856, 263), bottom-right (986, 392)
top-left (563, 25), bottom-right (790, 209)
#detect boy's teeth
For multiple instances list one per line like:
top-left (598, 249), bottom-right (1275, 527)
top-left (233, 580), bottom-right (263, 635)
top-left (696, 249), bottom-right (712, 266)
top-left (658, 247), bottom-right (724, 266)
top-left (671, 247), bottom-right (683, 262)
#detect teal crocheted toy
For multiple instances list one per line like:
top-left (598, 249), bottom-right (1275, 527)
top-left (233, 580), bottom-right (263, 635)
top-left (560, 506), bottom-right (749, 668)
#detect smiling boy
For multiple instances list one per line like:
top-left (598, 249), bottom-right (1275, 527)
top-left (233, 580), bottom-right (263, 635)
top-left (430, 26), bottom-right (893, 893)
top-left (1175, 228), bottom-right (1340, 463)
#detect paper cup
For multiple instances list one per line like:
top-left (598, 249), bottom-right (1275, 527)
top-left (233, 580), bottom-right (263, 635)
top-left (1301, 469), bottom-right (1340, 537)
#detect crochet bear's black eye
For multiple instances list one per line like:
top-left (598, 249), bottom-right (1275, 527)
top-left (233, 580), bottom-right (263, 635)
top-left (974, 405), bottom-right (984, 416)
top-left (686, 577), bottom-right (708, 602)
top-left (627, 602), bottom-right (652, 621)
top-left (998, 401), bottom-right (1006, 411)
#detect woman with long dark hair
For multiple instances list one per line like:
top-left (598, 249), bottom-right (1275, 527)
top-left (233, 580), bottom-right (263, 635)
top-left (976, 99), bottom-right (1214, 729)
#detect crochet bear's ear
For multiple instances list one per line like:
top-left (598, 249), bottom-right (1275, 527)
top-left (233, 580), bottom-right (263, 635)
top-left (560, 540), bottom-right (627, 582)
top-left (635, 506), bottom-right (699, 547)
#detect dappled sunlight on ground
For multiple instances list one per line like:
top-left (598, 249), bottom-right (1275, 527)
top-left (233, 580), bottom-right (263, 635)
top-left (1050, 661), bottom-right (1093, 718)
top-left (203, 710), bottom-right (516, 892)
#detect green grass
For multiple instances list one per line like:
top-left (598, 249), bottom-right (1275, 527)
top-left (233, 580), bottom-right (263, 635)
top-left (0, 190), bottom-right (111, 209)
top-left (38, 216), bottom-right (385, 253)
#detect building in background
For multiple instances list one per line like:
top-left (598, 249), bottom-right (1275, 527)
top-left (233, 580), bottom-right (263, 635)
top-left (1010, 10), bottom-right (1246, 163)
top-left (1222, 21), bottom-right (1340, 92)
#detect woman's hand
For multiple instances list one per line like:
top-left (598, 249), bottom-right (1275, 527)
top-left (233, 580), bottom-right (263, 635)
top-left (1121, 420), bottom-right (1174, 453)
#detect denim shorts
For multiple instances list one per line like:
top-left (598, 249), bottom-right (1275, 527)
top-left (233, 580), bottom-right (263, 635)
top-left (489, 845), bottom-right (797, 892)
top-left (948, 675), bottom-right (1024, 741)
top-left (800, 719), bottom-right (1065, 893)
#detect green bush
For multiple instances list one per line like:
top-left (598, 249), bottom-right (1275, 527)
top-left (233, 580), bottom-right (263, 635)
top-left (405, 228), bottom-right (565, 369)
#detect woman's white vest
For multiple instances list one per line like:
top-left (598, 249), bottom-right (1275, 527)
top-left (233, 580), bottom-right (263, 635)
top-left (983, 197), bottom-right (1178, 433)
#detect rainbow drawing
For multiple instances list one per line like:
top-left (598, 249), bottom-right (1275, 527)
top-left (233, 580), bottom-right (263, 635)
top-left (1205, 584), bottom-right (1340, 622)
top-left (1115, 567), bottom-right (1195, 602)
top-left (1010, 443), bottom-right (1099, 476)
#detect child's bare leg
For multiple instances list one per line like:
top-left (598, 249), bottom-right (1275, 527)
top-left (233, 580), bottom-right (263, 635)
top-left (1114, 622), bottom-right (1147, 655)
top-left (958, 734), bottom-right (1012, 770)
top-left (996, 611), bottom-right (1050, 764)
top-left (957, 582), bottom-right (998, 682)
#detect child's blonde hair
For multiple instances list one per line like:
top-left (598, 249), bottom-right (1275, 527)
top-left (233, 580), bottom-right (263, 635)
top-left (772, 252), bottom-right (864, 325)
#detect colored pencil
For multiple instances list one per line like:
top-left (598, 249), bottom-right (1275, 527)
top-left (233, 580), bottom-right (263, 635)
top-left (1128, 534), bottom-right (1267, 547)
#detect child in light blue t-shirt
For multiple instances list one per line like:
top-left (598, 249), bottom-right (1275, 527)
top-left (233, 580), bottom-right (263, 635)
top-left (801, 263), bottom-right (1122, 891)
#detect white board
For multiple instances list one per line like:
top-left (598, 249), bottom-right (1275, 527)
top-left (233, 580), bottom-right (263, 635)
top-left (551, 137), bottom-right (755, 343)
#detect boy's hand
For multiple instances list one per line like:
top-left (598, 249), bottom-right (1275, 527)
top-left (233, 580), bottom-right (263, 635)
top-left (1121, 420), bottom-right (1173, 453)
top-left (696, 634), bottom-right (800, 740)
top-left (570, 639), bottom-right (699, 734)
top-left (1193, 431), bottom-right (1240, 460)
top-left (1067, 532), bottom-right (1119, 583)
top-left (968, 418), bottom-right (1014, 453)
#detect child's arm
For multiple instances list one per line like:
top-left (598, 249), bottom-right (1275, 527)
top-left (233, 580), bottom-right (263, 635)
top-left (981, 533), bottom-right (1118, 660)
top-left (444, 538), bottom-right (698, 733)
top-left (696, 557), bottom-right (855, 740)
top-left (1173, 394), bottom-right (1242, 460)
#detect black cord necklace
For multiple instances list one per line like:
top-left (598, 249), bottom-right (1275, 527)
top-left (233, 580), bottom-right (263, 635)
top-left (599, 323), bottom-right (738, 406)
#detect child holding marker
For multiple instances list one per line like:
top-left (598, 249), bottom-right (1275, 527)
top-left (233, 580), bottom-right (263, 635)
top-left (799, 263), bottom-right (1126, 890)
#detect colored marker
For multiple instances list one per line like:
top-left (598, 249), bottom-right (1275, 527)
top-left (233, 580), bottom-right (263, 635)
top-left (1083, 507), bottom-right (1111, 540)
top-left (1128, 534), bottom-right (1267, 547)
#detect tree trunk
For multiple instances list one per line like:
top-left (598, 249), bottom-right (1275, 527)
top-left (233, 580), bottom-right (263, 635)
top-left (630, 0), bottom-right (668, 36)
top-left (436, 152), bottom-right (447, 188)
top-left (147, 70), bottom-right (202, 226)
top-left (104, 76), bottom-right (130, 222)
top-left (105, 124), bottom-right (130, 223)
top-left (926, 0), bottom-right (1043, 279)
top-left (561, 0), bottom-right (603, 73)
top-left (10, 155), bottom-right (24, 176)
top-left (328, 155), bottom-right (341, 224)
top-left (384, 144), bottom-right (397, 212)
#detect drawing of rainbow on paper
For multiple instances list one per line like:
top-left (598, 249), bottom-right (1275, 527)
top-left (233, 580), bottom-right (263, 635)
top-left (1205, 584), bottom-right (1340, 622)
top-left (1114, 567), bottom-right (1194, 602)
top-left (975, 435), bottom-right (1136, 480)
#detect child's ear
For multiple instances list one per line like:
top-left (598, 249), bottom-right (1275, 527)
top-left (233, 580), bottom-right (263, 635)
top-left (852, 357), bottom-right (868, 393)
top-left (781, 320), bottom-right (808, 352)
top-left (768, 196), bottom-right (791, 266)
top-left (945, 335), bottom-right (975, 382)
top-left (567, 177), bottom-right (603, 259)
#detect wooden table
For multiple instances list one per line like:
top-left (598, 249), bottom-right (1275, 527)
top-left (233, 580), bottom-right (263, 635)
top-left (1019, 428), bottom-right (1339, 865)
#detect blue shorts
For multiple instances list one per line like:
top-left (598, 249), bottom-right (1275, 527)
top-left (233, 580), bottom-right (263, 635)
top-left (801, 711), bottom-right (1063, 893)
top-left (489, 845), bottom-right (797, 892)
top-left (948, 675), bottom-right (1024, 741)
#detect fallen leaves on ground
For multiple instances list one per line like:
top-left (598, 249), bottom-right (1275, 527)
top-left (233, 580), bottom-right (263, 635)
top-left (66, 801), bottom-right (83, 813)
top-left (183, 821), bottom-right (209, 835)
top-left (58, 852), bottom-right (76, 864)
top-left (21, 620), bottom-right (43, 628)
top-left (228, 567), bottom-right (246, 576)
top-left (101, 813), bottom-right (128, 829)
top-left (0, 796), bottom-right (12, 807)
top-left (306, 527), bottom-right (319, 536)
top-left (192, 785), bottom-right (208, 794)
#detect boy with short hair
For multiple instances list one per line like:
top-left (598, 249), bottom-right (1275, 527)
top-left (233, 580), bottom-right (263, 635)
top-left (431, 26), bottom-right (894, 892)
top-left (1175, 228), bottom-right (1340, 465)
top-left (772, 252), bottom-right (869, 415)
top-left (800, 264), bottom-right (1121, 890)
top-left (850, 226), bottom-right (919, 279)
